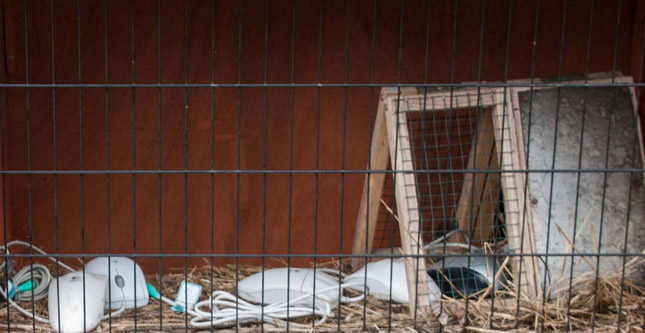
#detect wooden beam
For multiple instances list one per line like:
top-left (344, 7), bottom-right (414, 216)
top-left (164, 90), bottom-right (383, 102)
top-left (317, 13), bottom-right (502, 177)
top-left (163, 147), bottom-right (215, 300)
top-left (351, 97), bottom-right (390, 269)
top-left (384, 97), bottom-right (431, 316)
top-left (495, 88), bottom-right (540, 298)
top-left (402, 88), bottom-right (498, 112)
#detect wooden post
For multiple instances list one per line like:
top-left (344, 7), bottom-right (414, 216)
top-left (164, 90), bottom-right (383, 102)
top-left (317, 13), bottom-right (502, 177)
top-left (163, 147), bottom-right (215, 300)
top-left (351, 97), bottom-right (390, 269)
top-left (383, 94), bottom-right (431, 316)
top-left (497, 88), bottom-right (540, 298)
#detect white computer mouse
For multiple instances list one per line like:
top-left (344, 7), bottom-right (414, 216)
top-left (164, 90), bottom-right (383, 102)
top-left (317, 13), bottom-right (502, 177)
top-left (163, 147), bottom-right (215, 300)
top-left (85, 256), bottom-right (149, 309)
top-left (238, 268), bottom-right (341, 307)
top-left (344, 259), bottom-right (441, 303)
top-left (47, 271), bottom-right (108, 333)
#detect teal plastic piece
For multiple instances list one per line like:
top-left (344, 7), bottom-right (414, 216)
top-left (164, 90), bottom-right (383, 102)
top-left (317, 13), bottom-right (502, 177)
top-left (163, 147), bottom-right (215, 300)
top-left (171, 304), bottom-right (185, 312)
top-left (17, 280), bottom-right (36, 293)
top-left (147, 283), bottom-right (160, 300)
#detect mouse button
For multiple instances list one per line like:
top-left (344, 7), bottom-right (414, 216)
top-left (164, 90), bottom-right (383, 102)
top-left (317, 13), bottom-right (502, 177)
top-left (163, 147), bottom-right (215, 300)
top-left (115, 275), bottom-right (125, 288)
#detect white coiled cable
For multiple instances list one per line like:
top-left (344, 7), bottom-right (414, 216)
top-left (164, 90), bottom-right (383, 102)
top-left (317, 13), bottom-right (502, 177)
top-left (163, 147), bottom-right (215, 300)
top-left (0, 241), bottom-right (75, 323)
top-left (0, 240), bottom-right (125, 323)
top-left (11, 264), bottom-right (52, 301)
top-left (150, 282), bottom-right (365, 328)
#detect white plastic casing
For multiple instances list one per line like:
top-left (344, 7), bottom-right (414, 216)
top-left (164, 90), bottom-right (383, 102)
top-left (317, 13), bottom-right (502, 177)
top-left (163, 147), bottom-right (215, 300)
top-left (171, 281), bottom-right (203, 312)
top-left (344, 259), bottom-right (442, 303)
top-left (85, 257), bottom-right (149, 309)
top-left (48, 271), bottom-right (107, 333)
top-left (238, 268), bottom-right (341, 308)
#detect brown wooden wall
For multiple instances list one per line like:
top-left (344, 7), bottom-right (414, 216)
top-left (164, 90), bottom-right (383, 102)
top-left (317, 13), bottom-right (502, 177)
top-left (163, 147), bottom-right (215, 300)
top-left (0, 0), bottom-right (642, 271)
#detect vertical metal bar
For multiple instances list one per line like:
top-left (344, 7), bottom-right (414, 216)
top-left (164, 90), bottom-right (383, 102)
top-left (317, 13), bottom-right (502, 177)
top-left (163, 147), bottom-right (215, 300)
top-left (105, 0), bottom-right (113, 329)
top-left (183, 1), bottom-right (189, 330)
top-left (464, 0), bottom-right (486, 325)
top-left (157, 0), bottom-right (164, 329)
top-left (616, 20), bottom-right (645, 332)
top-left (361, 0), bottom-right (377, 327)
top-left (0, 0), bottom-right (9, 330)
top-left (565, 1), bottom-right (595, 331)
top-left (131, 0), bottom-right (139, 329)
top-left (235, 0), bottom-right (242, 328)
top-left (336, 0), bottom-right (350, 329)
top-left (590, 1), bottom-right (623, 331)
top-left (437, 0), bottom-right (460, 327)
top-left (391, 0), bottom-right (404, 327)
top-left (261, 0), bottom-right (269, 329)
top-left (22, 1), bottom-right (36, 330)
top-left (419, 0), bottom-right (432, 288)
top-left (515, 0), bottom-right (540, 326)
top-left (491, 0), bottom-right (514, 326)
top-left (50, 0), bottom-right (62, 330)
top-left (311, 0), bottom-right (323, 326)
top-left (540, 1), bottom-right (569, 330)
top-left (75, 0), bottom-right (88, 330)
top-left (286, 0), bottom-right (296, 328)
top-left (209, 0), bottom-right (216, 331)
top-left (417, 0), bottom-right (433, 252)
top-left (444, 0), bottom-right (461, 252)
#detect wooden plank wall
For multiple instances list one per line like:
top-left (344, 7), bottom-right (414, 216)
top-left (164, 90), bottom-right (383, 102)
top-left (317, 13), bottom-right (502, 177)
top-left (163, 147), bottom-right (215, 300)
top-left (0, 0), bottom-right (639, 271)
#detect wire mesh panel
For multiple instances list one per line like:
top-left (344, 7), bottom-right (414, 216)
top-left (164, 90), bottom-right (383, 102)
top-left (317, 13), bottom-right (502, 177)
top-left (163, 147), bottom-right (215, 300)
top-left (0, 0), bottom-right (643, 332)
top-left (402, 92), bottom-right (501, 249)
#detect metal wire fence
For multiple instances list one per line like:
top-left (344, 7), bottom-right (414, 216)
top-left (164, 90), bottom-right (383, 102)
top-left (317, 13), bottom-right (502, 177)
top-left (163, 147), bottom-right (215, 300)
top-left (0, 0), bottom-right (644, 332)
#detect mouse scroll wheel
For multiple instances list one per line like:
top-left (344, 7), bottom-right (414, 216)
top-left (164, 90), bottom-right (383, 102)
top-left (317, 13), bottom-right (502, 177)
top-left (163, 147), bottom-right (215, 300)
top-left (115, 275), bottom-right (125, 288)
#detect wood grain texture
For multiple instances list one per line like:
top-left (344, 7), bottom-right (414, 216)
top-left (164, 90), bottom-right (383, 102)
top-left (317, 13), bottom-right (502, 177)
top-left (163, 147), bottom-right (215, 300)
top-left (0, 0), bottom-right (638, 272)
top-left (384, 92), bottom-right (431, 316)
top-left (351, 95), bottom-right (389, 269)
top-left (502, 86), bottom-right (541, 298)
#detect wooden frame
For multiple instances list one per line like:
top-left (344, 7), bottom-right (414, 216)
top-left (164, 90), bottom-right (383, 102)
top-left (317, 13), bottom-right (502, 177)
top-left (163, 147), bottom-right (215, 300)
top-left (351, 88), bottom-right (432, 315)
top-left (351, 87), bottom-right (542, 314)
top-left (423, 87), bottom-right (541, 298)
top-left (493, 88), bottom-right (541, 298)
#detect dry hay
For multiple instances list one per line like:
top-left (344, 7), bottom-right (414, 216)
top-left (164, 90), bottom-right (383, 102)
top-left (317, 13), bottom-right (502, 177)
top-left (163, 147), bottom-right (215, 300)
top-left (437, 252), bottom-right (645, 332)
top-left (0, 259), bottom-right (441, 332)
top-left (0, 255), bottom-right (642, 332)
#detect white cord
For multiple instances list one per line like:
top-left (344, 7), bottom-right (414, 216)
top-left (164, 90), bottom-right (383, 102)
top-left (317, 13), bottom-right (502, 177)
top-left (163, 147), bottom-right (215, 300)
top-left (0, 241), bottom-right (76, 323)
top-left (151, 281), bottom-right (365, 328)
top-left (11, 264), bottom-right (52, 301)
top-left (102, 287), bottom-right (126, 320)
top-left (0, 240), bottom-right (75, 272)
top-left (0, 241), bottom-right (125, 323)
top-left (190, 290), bottom-right (333, 328)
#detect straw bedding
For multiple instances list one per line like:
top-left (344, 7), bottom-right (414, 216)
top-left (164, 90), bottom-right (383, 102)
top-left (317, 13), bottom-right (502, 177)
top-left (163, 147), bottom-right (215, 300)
top-left (0, 255), bottom-right (642, 332)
